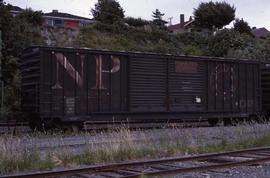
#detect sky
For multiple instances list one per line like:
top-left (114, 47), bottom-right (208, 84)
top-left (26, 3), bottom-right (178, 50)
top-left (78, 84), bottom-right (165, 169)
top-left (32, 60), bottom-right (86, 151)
top-left (5, 0), bottom-right (270, 29)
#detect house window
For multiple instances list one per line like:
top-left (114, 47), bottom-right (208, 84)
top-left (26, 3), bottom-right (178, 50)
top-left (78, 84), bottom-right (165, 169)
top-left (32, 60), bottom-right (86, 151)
top-left (54, 19), bottom-right (63, 26)
top-left (46, 19), bottom-right (53, 26)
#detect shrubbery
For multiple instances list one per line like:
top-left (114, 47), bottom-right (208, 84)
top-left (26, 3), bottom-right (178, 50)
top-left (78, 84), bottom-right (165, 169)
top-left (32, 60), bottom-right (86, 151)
top-left (124, 17), bottom-right (151, 27)
top-left (0, 2), bottom-right (44, 115)
top-left (78, 22), bottom-right (270, 61)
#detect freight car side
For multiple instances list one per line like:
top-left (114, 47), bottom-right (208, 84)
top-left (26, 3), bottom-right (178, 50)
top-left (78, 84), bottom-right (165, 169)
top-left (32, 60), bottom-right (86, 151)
top-left (22, 47), bottom-right (130, 129)
top-left (128, 54), bottom-right (261, 123)
top-left (20, 47), bottom-right (262, 130)
top-left (261, 63), bottom-right (270, 117)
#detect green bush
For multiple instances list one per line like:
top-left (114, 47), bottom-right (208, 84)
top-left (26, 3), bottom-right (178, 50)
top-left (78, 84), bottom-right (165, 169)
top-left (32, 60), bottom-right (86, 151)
top-left (0, 3), bottom-right (44, 116)
top-left (125, 17), bottom-right (151, 27)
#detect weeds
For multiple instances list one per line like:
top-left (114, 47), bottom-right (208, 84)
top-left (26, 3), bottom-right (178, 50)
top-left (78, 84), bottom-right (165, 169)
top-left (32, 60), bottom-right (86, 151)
top-left (2, 123), bottom-right (270, 175)
top-left (0, 136), bottom-right (55, 174)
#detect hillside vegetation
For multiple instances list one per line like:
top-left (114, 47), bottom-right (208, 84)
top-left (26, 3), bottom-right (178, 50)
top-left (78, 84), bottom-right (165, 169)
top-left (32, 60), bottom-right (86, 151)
top-left (77, 23), bottom-right (185, 54)
top-left (77, 23), bottom-right (270, 60)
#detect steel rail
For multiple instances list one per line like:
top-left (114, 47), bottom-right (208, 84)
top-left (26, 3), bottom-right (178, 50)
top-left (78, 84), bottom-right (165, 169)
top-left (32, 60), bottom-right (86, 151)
top-left (2, 146), bottom-right (270, 178)
top-left (124, 155), bottom-right (270, 178)
top-left (0, 122), bottom-right (28, 127)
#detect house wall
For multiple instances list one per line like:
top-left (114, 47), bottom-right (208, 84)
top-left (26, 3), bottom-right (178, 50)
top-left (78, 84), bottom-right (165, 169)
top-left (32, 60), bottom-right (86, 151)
top-left (45, 18), bottom-right (81, 27)
top-left (172, 28), bottom-right (187, 33)
top-left (43, 16), bottom-right (93, 28)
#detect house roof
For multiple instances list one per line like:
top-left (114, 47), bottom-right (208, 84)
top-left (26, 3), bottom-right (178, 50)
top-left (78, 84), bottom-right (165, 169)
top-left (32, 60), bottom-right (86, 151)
top-left (252, 27), bottom-right (270, 38)
top-left (168, 19), bottom-right (194, 31)
top-left (43, 11), bottom-right (92, 21)
top-left (7, 4), bottom-right (23, 11)
top-left (6, 4), bottom-right (93, 22)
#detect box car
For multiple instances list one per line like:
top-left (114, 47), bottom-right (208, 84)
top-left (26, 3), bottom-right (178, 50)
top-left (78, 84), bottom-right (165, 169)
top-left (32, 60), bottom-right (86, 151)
top-left (261, 63), bottom-right (270, 116)
top-left (20, 47), bottom-right (261, 129)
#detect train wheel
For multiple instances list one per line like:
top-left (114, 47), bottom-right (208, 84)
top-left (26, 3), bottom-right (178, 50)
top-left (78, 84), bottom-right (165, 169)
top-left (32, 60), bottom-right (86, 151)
top-left (208, 118), bottom-right (219, 127)
top-left (65, 123), bottom-right (83, 133)
top-left (29, 117), bottom-right (43, 131)
top-left (256, 115), bottom-right (268, 123)
top-left (224, 118), bottom-right (232, 126)
top-left (71, 125), bottom-right (79, 133)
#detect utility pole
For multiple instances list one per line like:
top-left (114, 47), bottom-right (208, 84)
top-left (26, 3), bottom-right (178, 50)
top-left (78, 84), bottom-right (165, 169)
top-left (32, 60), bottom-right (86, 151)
top-left (168, 17), bottom-right (173, 26)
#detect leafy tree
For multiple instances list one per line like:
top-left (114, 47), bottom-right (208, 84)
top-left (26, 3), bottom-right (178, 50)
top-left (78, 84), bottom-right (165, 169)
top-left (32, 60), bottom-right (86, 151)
top-left (262, 35), bottom-right (270, 60)
top-left (207, 29), bottom-right (266, 59)
top-left (125, 17), bottom-right (150, 27)
top-left (227, 34), bottom-right (266, 60)
top-left (152, 9), bottom-right (167, 29)
top-left (91, 0), bottom-right (125, 24)
top-left (175, 32), bottom-right (209, 47)
top-left (0, 0), bottom-right (14, 57)
top-left (0, 1), bottom-right (44, 114)
top-left (182, 45), bottom-right (203, 56)
top-left (207, 29), bottom-right (244, 57)
top-left (16, 8), bottom-right (44, 26)
top-left (0, 4), bottom-right (43, 57)
top-left (233, 18), bottom-right (252, 35)
top-left (193, 1), bottom-right (235, 30)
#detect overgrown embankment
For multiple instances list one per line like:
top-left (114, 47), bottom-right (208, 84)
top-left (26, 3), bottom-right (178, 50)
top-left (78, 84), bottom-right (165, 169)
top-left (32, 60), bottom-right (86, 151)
top-left (76, 23), bottom-right (270, 60)
top-left (76, 23), bottom-right (207, 56)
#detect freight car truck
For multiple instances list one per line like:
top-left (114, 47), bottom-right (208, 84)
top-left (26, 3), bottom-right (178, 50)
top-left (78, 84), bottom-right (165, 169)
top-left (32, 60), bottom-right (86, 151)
top-left (20, 47), bottom-right (262, 130)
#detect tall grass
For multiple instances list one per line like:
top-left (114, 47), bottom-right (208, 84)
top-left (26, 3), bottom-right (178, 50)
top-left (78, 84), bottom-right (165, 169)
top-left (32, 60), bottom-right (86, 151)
top-left (0, 135), bottom-right (55, 174)
top-left (2, 122), bottom-right (270, 175)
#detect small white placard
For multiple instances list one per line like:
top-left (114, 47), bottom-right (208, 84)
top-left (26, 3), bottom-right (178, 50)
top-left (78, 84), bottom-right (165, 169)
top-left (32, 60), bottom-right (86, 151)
top-left (195, 97), bottom-right (201, 103)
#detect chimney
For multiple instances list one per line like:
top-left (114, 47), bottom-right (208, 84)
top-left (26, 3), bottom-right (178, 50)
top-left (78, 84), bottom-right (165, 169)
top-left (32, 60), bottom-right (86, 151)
top-left (52, 10), bottom-right (58, 14)
top-left (180, 14), bottom-right (185, 24)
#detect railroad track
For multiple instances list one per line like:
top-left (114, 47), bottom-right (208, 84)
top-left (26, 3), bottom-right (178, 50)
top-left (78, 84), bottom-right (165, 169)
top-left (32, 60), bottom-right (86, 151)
top-left (0, 121), bottom-right (30, 134)
top-left (3, 146), bottom-right (270, 178)
top-left (0, 121), bottom-right (29, 127)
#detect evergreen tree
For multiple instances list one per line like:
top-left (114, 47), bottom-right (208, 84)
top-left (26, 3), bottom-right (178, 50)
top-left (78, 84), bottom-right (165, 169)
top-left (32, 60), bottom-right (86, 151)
top-left (233, 18), bottom-right (252, 35)
top-left (152, 9), bottom-right (167, 29)
top-left (125, 17), bottom-right (150, 27)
